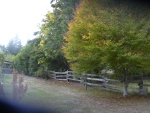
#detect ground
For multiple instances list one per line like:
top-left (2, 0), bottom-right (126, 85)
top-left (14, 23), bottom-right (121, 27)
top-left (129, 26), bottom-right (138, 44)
top-left (2, 75), bottom-right (150, 113)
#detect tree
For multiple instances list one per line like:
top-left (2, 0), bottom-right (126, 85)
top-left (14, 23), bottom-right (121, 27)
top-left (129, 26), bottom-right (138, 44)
top-left (37, 0), bottom-right (79, 71)
top-left (0, 45), bottom-right (7, 54)
top-left (63, 0), bottom-right (150, 96)
top-left (7, 35), bottom-right (22, 55)
top-left (5, 54), bottom-right (15, 62)
top-left (14, 0), bottom-right (80, 78)
top-left (14, 38), bottom-right (42, 75)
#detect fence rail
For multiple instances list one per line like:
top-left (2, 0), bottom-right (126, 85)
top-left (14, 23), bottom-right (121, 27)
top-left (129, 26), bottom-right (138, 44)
top-left (50, 71), bottom-right (124, 93)
top-left (85, 76), bottom-right (123, 93)
top-left (48, 71), bottom-right (150, 96)
top-left (50, 71), bottom-right (81, 83)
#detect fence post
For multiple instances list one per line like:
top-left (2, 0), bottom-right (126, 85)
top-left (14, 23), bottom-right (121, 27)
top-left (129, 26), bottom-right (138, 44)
top-left (104, 78), bottom-right (107, 88)
top-left (66, 71), bottom-right (69, 82)
top-left (54, 72), bottom-right (56, 79)
top-left (84, 74), bottom-right (87, 90)
top-left (138, 80), bottom-right (147, 96)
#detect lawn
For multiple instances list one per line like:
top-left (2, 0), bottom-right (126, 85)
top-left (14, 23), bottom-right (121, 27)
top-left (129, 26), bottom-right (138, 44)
top-left (2, 74), bottom-right (150, 113)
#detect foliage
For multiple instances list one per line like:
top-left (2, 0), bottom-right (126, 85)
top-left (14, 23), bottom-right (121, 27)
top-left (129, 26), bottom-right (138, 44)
top-left (38, 0), bottom-right (79, 71)
top-left (63, 0), bottom-right (150, 81)
top-left (6, 35), bottom-right (22, 55)
top-left (0, 53), bottom-right (4, 93)
top-left (0, 53), bottom-right (5, 67)
top-left (0, 45), bottom-right (7, 54)
top-left (14, 1), bottom-right (79, 77)
top-left (14, 38), bottom-right (42, 75)
top-left (33, 66), bottom-right (49, 79)
top-left (5, 54), bottom-right (15, 62)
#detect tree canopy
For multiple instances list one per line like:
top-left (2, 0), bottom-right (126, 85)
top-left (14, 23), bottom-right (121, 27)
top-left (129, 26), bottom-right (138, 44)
top-left (6, 35), bottom-right (22, 55)
top-left (38, 0), bottom-right (79, 70)
top-left (63, 0), bottom-right (150, 78)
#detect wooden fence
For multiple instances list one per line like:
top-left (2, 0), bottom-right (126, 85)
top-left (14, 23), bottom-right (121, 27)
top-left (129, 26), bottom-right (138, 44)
top-left (85, 76), bottom-right (124, 93)
top-left (49, 71), bottom-right (150, 95)
top-left (2, 68), bottom-right (13, 74)
top-left (49, 71), bottom-right (82, 83)
top-left (50, 71), bottom-right (123, 93)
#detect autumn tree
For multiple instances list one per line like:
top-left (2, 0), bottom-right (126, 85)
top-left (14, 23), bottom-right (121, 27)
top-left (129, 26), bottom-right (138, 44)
top-left (63, 0), bottom-right (150, 96)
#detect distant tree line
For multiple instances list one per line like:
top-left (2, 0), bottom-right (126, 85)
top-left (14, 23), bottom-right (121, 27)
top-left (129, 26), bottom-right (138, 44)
top-left (0, 35), bottom-right (22, 62)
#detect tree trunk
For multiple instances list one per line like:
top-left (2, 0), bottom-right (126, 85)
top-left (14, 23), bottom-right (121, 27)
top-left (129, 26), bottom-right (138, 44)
top-left (123, 69), bottom-right (128, 97)
top-left (123, 81), bottom-right (128, 97)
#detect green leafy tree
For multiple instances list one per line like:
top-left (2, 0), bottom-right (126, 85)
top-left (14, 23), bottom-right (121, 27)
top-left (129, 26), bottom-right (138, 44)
top-left (14, 46), bottom-right (30, 75)
top-left (14, 0), bottom-right (79, 78)
top-left (37, 0), bottom-right (79, 71)
top-left (63, 0), bottom-right (150, 96)
top-left (28, 38), bottom-right (46, 77)
top-left (14, 38), bottom-right (42, 75)
top-left (5, 54), bottom-right (15, 62)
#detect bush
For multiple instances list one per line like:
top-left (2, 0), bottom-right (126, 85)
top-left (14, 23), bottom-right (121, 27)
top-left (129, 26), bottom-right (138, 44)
top-left (34, 68), bottom-right (49, 79)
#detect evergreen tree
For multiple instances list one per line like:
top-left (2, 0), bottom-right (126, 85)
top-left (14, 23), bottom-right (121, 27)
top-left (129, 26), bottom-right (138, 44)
top-left (7, 35), bottom-right (22, 55)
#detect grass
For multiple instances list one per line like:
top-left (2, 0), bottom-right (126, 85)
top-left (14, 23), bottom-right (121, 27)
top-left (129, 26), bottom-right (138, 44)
top-left (2, 74), bottom-right (150, 113)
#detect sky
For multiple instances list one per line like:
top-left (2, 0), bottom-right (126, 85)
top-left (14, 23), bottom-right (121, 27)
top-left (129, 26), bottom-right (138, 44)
top-left (0, 0), bottom-right (53, 46)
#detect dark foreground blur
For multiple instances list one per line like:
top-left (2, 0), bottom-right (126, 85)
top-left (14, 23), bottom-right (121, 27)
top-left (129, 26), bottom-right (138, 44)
top-left (0, 99), bottom-right (59, 113)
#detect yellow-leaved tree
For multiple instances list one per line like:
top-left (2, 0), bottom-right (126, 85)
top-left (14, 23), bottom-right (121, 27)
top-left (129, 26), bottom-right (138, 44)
top-left (63, 0), bottom-right (150, 96)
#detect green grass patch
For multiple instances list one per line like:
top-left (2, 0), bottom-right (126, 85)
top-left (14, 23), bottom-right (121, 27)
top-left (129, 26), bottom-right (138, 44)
top-left (2, 74), bottom-right (150, 113)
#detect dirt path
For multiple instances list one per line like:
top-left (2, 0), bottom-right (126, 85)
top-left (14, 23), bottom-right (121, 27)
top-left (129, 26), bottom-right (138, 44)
top-left (4, 75), bottom-right (150, 113)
